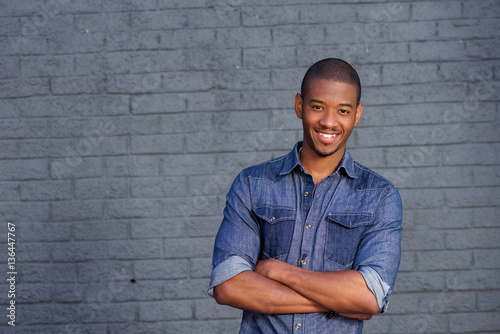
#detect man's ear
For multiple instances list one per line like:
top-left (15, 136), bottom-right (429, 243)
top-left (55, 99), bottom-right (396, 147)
top-left (295, 93), bottom-right (303, 119)
top-left (354, 102), bottom-right (363, 127)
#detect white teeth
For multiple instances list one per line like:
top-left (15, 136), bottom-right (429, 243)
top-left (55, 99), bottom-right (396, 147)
top-left (319, 133), bottom-right (337, 138)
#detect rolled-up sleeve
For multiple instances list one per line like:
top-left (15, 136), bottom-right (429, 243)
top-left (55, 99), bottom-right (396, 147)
top-left (354, 186), bottom-right (403, 313)
top-left (208, 172), bottom-right (261, 298)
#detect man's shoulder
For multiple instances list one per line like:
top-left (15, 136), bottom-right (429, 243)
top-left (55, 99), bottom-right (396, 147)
top-left (240, 154), bottom-right (289, 179)
top-left (350, 159), bottom-right (399, 193)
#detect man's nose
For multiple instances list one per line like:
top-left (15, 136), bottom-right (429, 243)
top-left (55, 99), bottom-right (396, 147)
top-left (319, 111), bottom-right (339, 128)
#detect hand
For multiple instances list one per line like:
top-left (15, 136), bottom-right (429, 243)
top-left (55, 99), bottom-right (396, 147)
top-left (254, 258), bottom-right (289, 281)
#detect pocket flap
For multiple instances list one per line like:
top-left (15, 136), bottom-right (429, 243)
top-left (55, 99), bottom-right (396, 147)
top-left (254, 206), bottom-right (296, 224)
top-left (327, 212), bottom-right (373, 228)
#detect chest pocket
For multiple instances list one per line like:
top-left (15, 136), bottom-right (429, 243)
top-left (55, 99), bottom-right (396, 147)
top-left (254, 206), bottom-right (296, 261)
top-left (324, 213), bottom-right (373, 268)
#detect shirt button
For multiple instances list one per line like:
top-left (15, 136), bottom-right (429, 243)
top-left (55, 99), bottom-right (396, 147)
top-left (295, 323), bottom-right (302, 330)
top-left (270, 217), bottom-right (275, 222)
top-left (305, 224), bottom-right (311, 230)
top-left (300, 259), bottom-right (307, 266)
top-left (304, 191), bottom-right (309, 197)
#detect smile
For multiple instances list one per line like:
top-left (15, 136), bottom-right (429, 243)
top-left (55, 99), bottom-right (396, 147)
top-left (319, 132), bottom-right (337, 138)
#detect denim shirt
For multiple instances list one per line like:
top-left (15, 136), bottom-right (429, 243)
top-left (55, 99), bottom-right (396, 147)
top-left (209, 142), bottom-right (403, 334)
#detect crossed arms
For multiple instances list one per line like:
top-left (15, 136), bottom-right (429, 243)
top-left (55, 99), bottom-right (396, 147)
top-left (214, 258), bottom-right (379, 320)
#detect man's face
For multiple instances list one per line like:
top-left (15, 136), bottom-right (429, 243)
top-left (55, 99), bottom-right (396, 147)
top-left (295, 79), bottom-right (363, 159)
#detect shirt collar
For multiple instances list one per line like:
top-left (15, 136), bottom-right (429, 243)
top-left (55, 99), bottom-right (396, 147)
top-left (279, 141), bottom-right (358, 179)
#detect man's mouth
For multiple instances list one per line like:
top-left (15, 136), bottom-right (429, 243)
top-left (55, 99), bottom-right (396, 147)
top-left (319, 132), bottom-right (338, 138)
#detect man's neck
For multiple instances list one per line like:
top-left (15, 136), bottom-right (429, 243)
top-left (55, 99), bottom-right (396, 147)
top-left (299, 146), bottom-right (344, 185)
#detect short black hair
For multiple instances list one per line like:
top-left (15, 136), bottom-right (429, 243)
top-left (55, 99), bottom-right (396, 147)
top-left (300, 58), bottom-right (361, 104)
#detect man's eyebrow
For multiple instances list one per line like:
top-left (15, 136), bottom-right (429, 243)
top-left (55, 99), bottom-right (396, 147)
top-left (340, 103), bottom-right (354, 109)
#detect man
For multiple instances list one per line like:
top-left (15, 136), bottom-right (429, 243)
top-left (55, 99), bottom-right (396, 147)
top-left (208, 58), bottom-right (403, 333)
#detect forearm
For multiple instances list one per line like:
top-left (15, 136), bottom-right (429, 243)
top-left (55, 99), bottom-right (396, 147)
top-left (257, 260), bottom-right (379, 315)
top-left (214, 270), bottom-right (329, 314)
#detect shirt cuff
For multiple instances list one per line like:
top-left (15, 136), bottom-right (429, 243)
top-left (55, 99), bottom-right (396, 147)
top-left (358, 266), bottom-right (391, 313)
top-left (207, 255), bottom-right (253, 298)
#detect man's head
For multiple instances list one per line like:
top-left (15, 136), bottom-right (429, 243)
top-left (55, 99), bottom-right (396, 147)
top-left (300, 58), bottom-right (361, 105)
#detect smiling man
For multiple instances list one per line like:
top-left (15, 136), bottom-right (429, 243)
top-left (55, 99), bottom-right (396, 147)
top-left (208, 58), bottom-right (403, 333)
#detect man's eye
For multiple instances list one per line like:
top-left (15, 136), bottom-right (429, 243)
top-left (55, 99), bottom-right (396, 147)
top-left (312, 105), bottom-right (322, 110)
top-left (339, 109), bottom-right (349, 114)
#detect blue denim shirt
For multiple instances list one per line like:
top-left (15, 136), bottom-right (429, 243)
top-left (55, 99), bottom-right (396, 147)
top-left (209, 142), bottom-right (402, 333)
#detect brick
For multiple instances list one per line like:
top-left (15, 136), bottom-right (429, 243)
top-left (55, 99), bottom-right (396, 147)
top-left (381, 63), bottom-right (439, 85)
top-left (106, 30), bottom-right (159, 51)
top-left (107, 239), bottom-right (163, 259)
top-left (19, 222), bottom-right (72, 242)
top-left (420, 291), bottom-right (476, 313)
top-left (0, 77), bottom-right (49, 98)
top-left (75, 178), bottom-right (128, 199)
top-left (160, 113), bottom-right (215, 134)
top-left (188, 174), bottom-right (234, 197)
top-left (130, 134), bottom-right (184, 154)
top-left (449, 312), bottom-right (500, 333)
top-left (410, 40), bottom-right (466, 61)
top-left (52, 241), bottom-right (106, 262)
top-left (413, 208), bottom-right (473, 230)
top-left (195, 298), bottom-right (241, 319)
top-left (216, 26), bottom-right (272, 48)
top-left (102, 0), bottom-right (157, 11)
top-left (186, 216), bottom-right (221, 237)
top-left (20, 95), bottom-right (129, 118)
top-left (77, 261), bottom-right (133, 283)
top-left (52, 200), bottom-right (103, 222)
top-left (462, 0), bottom-right (500, 18)
top-left (446, 187), bottom-right (500, 208)
top-left (163, 196), bottom-right (219, 218)
top-left (131, 10), bottom-right (188, 30)
top-left (0, 182), bottom-right (20, 201)
top-left (216, 69), bottom-right (272, 90)
top-left (164, 278), bottom-right (209, 299)
top-left (0, 202), bottom-right (50, 222)
top-left (446, 228), bottom-right (500, 250)
top-left (51, 156), bottom-right (104, 180)
top-left (138, 300), bottom-right (192, 321)
top-left (447, 269), bottom-right (500, 291)
top-left (185, 48), bottom-right (241, 71)
top-left (439, 18), bottom-right (500, 39)
top-left (74, 221), bottom-right (128, 240)
top-left (19, 304), bottom-right (55, 325)
top-left (159, 28), bottom-right (216, 50)
top-left (474, 208), bottom-right (500, 228)
top-left (132, 93), bottom-right (186, 114)
top-left (274, 25), bottom-right (325, 46)
top-left (17, 242), bottom-right (52, 262)
top-left (0, 36), bottom-right (48, 56)
top-left (187, 7), bottom-right (241, 28)
top-left (51, 76), bottom-right (106, 95)
top-left (465, 39), bottom-right (499, 60)
top-left (382, 292), bottom-right (420, 315)
top-left (478, 291), bottom-right (500, 311)
top-left (105, 155), bottom-right (160, 177)
top-left (108, 322), bottom-right (166, 334)
top-left (474, 249), bottom-right (500, 269)
top-left (20, 180), bottom-right (72, 201)
top-left (163, 237), bottom-right (214, 258)
top-left (400, 188), bottom-right (446, 210)
top-left (402, 230), bottom-right (446, 251)
top-left (105, 50), bottom-right (185, 74)
top-left (74, 13), bottom-right (130, 33)
top-left (161, 153), bottom-right (216, 176)
top-left (54, 302), bottom-right (137, 324)
top-left (106, 199), bottom-right (161, 219)
top-left (417, 250), bottom-right (473, 271)
top-left (130, 176), bottom-right (187, 198)
top-left (130, 219), bottom-right (186, 239)
top-left (0, 118), bottom-right (49, 139)
top-left (0, 56), bottom-right (19, 79)
top-left (17, 284), bottom-right (53, 304)
top-left (134, 259), bottom-right (188, 280)
top-left (473, 166), bottom-right (500, 186)
top-left (243, 47), bottom-right (296, 69)
top-left (412, 1), bottom-right (461, 20)
top-left (391, 314), bottom-right (447, 333)
top-left (22, 263), bottom-right (77, 283)
top-left (395, 271), bottom-right (446, 293)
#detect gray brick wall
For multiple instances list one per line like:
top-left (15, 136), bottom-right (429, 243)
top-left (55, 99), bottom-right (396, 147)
top-left (0, 0), bottom-right (498, 333)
